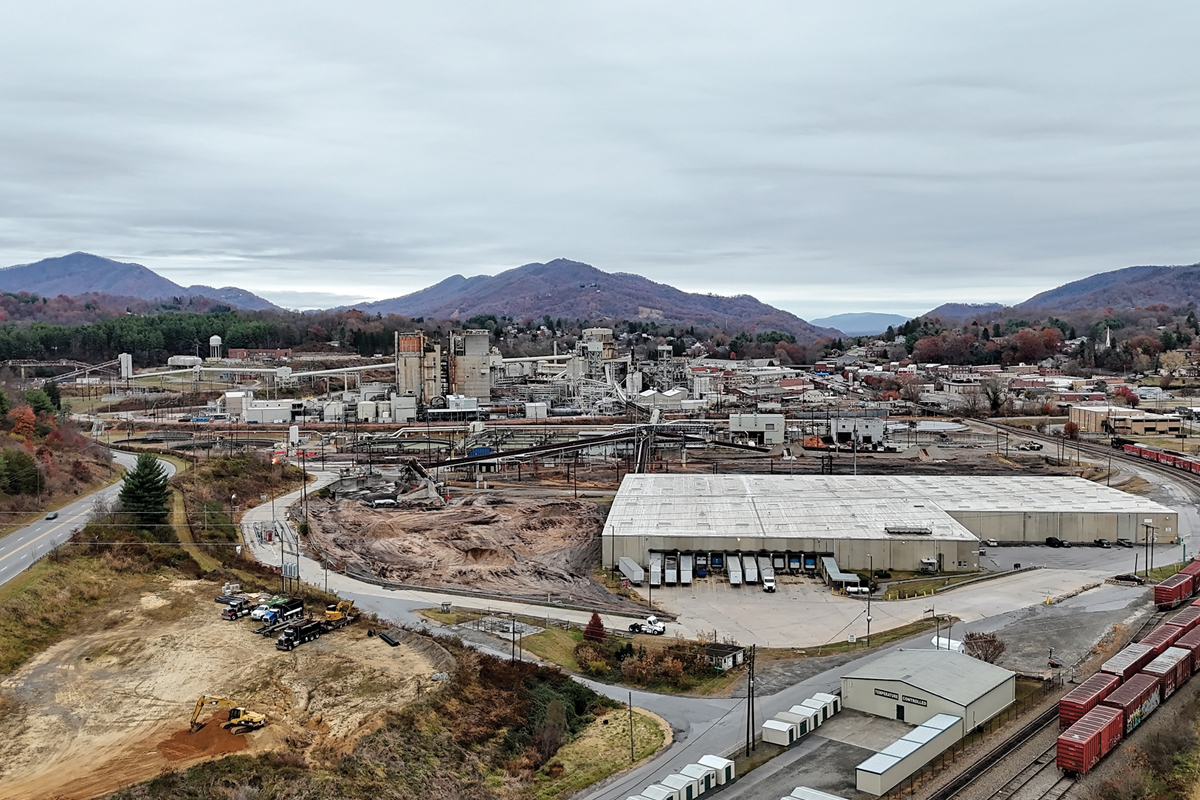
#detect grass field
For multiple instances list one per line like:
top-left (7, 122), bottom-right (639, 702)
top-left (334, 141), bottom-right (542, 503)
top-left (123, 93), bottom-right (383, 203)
top-left (523, 708), bottom-right (665, 800)
top-left (522, 627), bottom-right (585, 672)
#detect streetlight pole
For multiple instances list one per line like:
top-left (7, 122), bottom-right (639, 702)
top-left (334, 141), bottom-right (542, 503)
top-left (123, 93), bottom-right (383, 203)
top-left (866, 553), bottom-right (873, 647)
top-left (1144, 518), bottom-right (1155, 579)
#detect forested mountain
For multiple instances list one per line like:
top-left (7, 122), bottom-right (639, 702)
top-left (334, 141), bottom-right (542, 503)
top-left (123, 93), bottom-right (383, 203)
top-left (353, 259), bottom-right (839, 342)
top-left (0, 253), bottom-right (281, 311)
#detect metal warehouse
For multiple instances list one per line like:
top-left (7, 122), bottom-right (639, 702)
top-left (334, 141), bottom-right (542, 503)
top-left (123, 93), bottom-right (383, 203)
top-left (602, 474), bottom-right (1176, 574)
top-left (841, 649), bottom-right (1015, 734)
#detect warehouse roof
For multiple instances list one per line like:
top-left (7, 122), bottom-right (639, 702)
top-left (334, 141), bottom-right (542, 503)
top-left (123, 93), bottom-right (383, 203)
top-left (604, 474), bottom-right (1174, 542)
top-left (843, 650), bottom-right (1014, 707)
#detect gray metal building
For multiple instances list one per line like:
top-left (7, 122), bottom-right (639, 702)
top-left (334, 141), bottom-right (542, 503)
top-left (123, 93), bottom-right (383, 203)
top-left (841, 649), bottom-right (1015, 735)
top-left (602, 474), bottom-right (1176, 574)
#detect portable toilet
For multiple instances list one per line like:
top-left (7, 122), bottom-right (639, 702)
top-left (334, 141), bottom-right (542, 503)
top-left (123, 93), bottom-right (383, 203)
top-left (680, 763), bottom-right (716, 794)
top-left (641, 785), bottom-right (680, 800)
top-left (812, 692), bottom-right (841, 717)
top-left (762, 718), bottom-right (795, 746)
top-left (774, 711), bottom-right (811, 737)
top-left (799, 699), bottom-right (826, 724)
top-left (662, 773), bottom-right (700, 800)
top-left (788, 704), bottom-right (821, 731)
top-left (698, 754), bottom-right (735, 785)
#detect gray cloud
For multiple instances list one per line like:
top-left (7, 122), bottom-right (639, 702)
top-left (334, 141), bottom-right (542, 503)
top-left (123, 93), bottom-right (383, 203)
top-left (2, 2), bottom-right (1198, 320)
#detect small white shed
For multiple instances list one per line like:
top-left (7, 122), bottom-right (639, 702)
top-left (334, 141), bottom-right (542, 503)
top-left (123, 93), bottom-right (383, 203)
top-left (774, 711), bottom-right (812, 737)
top-left (662, 773), bottom-right (700, 800)
top-left (679, 763), bottom-right (716, 794)
top-left (698, 754), bottom-right (736, 785)
top-left (641, 785), bottom-right (680, 800)
top-left (762, 718), bottom-right (796, 746)
top-left (812, 692), bottom-right (842, 715)
top-left (799, 699), bottom-right (826, 724)
top-left (787, 705), bottom-right (821, 731)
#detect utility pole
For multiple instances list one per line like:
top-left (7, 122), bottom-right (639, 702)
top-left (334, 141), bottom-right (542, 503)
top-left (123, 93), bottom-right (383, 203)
top-left (629, 691), bottom-right (635, 763)
top-left (1144, 518), bottom-right (1155, 579)
top-left (866, 553), bottom-right (873, 647)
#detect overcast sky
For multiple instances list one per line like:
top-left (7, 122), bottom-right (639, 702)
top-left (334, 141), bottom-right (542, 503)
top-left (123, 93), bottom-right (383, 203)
top-left (2, 3), bottom-right (1198, 318)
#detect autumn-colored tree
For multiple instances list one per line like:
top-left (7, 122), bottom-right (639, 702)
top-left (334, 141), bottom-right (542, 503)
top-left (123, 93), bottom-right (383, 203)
top-left (583, 612), bottom-right (606, 642)
top-left (963, 631), bottom-right (1007, 663)
top-left (1064, 421), bottom-right (1079, 440)
top-left (7, 405), bottom-right (34, 445)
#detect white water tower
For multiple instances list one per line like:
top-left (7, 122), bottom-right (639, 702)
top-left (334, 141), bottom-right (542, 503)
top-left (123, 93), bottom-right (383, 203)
top-left (209, 334), bottom-right (223, 359)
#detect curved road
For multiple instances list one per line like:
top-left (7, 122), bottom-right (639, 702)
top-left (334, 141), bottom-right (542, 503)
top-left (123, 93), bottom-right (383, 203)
top-left (0, 451), bottom-right (177, 588)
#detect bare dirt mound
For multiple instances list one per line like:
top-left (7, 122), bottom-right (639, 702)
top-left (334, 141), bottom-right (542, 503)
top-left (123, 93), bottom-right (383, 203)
top-left (157, 710), bottom-right (247, 761)
top-left (308, 493), bottom-right (620, 605)
top-left (0, 580), bottom-right (436, 800)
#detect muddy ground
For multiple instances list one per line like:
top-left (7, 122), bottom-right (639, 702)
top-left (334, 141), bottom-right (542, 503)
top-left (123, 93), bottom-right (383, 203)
top-left (0, 578), bottom-right (439, 800)
top-left (304, 493), bottom-right (636, 607)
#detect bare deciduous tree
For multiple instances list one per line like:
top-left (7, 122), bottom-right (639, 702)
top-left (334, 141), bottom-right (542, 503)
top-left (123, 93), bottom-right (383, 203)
top-left (963, 631), bottom-right (1006, 663)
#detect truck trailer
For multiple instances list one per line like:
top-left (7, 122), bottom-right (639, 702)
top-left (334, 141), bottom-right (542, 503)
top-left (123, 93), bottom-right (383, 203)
top-left (276, 619), bottom-right (323, 651)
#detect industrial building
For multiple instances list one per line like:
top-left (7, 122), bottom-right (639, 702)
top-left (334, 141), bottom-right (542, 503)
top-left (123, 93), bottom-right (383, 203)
top-left (602, 474), bottom-right (1177, 574)
top-left (842, 649), bottom-right (1015, 732)
top-left (1068, 405), bottom-right (1182, 435)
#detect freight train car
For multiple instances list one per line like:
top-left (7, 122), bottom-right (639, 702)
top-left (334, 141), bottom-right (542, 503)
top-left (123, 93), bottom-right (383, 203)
top-left (1154, 573), bottom-right (1195, 610)
top-left (1057, 706), bottom-right (1124, 777)
top-left (1058, 673), bottom-right (1120, 730)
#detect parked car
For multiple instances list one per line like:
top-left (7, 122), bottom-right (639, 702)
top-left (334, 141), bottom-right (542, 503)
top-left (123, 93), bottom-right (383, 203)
top-left (986, 539), bottom-right (998, 547)
top-left (1046, 536), bottom-right (1064, 548)
top-left (1094, 538), bottom-right (1111, 548)
top-left (1117, 538), bottom-right (1134, 548)
top-left (1114, 573), bottom-right (1146, 585)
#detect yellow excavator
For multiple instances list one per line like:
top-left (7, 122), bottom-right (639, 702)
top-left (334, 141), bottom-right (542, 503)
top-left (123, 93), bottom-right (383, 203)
top-left (324, 599), bottom-right (357, 629)
top-left (189, 696), bottom-right (267, 733)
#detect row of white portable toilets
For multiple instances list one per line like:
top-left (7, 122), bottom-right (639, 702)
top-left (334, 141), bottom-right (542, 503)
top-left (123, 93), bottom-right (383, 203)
top-left (761, 692), bottom-right (842, 747)
top-left (627, 754), bottom-right (735, 800)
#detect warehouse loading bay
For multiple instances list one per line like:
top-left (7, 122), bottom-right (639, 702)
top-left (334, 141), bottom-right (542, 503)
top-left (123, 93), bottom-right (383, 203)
top-left (603, 474), bottom-right (1179, 655)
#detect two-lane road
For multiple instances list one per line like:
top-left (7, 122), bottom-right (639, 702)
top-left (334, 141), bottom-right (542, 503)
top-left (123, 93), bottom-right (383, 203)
top-left (0, 451), bottom-right (177, 587)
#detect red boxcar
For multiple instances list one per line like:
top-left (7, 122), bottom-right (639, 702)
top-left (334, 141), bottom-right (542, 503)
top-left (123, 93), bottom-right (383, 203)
top-left (1181, 560), bottom-right (1200, 580)
top-left (1166, 605), bottom-right (1200, 634)
top-left (1142, 647), bottom-right (1192, 700)
top-left (1057, 705), bottom-right (1124, 776)
top-left (1100, 673), bottom-right (1162, 734)
top-left (1139, 624), bottom-right (1184, 656)
top-left (1101, 643), bottom-right (1155, 681)
top-left (1058, 673), bottom-right (1121, 729)
top-left (1155, 573), bottom-right (1195, 609)
top-left (1175, 628), bottom-right (1200, 672)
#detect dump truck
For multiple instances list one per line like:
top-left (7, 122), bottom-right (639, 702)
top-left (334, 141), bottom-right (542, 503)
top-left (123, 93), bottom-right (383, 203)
top-left (190, 696), bottom-right (266, 733)
top-left (261, 598), bottom-right (304, 626)
top-left (221, 598), bottom-right (253, 620)
top-left (276, 619), bottom-right (323, 650)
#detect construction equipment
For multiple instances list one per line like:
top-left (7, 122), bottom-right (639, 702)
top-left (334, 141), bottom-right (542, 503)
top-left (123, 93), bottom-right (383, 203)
top-left (277, 619), bottom-right (323, 650)
top-left (323, 600), bottom-right (357, 629)
top-left (189, 696), bottom-right (267, 733)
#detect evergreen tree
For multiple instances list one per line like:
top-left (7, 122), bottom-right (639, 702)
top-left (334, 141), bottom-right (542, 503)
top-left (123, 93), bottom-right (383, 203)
top-left (43, 381), bottom-right (61, 409)
top-left (583, 612), bottom-right (606, 642)
top-left (118, 453), bottom-right (171, 530)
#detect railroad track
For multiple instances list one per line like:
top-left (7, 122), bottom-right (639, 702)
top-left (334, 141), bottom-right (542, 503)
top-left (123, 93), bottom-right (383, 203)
top-left (988, 743), bottom-right (1075, 800)
top-left (927, 706), bottom-right (1060, 800)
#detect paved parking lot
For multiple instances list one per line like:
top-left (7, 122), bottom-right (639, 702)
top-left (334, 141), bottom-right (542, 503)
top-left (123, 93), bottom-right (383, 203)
top-left (980, 541), bottom-right (1181, 574)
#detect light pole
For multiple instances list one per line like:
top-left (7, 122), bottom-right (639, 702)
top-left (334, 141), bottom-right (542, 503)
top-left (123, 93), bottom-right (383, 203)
top-left (866, 553), bottom-right (873, 647)
top-left (926, 606), bottom-right (937, 649)
top-left (1144, 518), bottom-right (1155, 579)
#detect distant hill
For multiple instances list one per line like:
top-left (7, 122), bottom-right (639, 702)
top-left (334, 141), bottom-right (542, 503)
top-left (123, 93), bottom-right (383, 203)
top-left (354, 258), bottom-right (839, 341)
top-left (0, 253), bottom-right (281, 311)
top-left (1016, 264), bottom-right (1200, 312)
top-left (924, 302), bottom-right (1006, 322)
top-left (809, 312), bottom-right (908, 336)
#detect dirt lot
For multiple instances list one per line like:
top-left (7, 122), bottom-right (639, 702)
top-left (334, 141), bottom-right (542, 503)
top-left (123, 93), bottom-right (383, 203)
top-left (0, 578), bottom-right (439, 800)
top-left (307, 493), bottom-right (627, 606)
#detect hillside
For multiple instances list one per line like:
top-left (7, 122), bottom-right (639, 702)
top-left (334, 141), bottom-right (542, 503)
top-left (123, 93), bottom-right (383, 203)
top-left (1016, 264), bottom-right (1200, 312)
top-left (809, 312), bottom-right (907, 336)
top-left (925, 302), bottom-right (1007, 322)
top-left (0, 253), bottom-right (281, 311)
top-left (354, 259), bottom-right (838, 341)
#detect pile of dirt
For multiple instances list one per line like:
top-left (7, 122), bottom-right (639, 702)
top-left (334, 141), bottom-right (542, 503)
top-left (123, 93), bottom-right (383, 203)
top-left (306, 494), bottom-right (629, 607)
top-left (0, 579), bottom-right (437, 800)
top-left (157, 710), bottom-right (247, 761)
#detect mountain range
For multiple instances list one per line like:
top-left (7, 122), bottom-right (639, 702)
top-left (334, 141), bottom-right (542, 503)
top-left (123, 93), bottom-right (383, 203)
top-left (5, 252), bottom-right (1200, 338)
top-left (0, 253), bottom-right (281, 311)
top-left (348, 258), bottom-right (839, 340)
